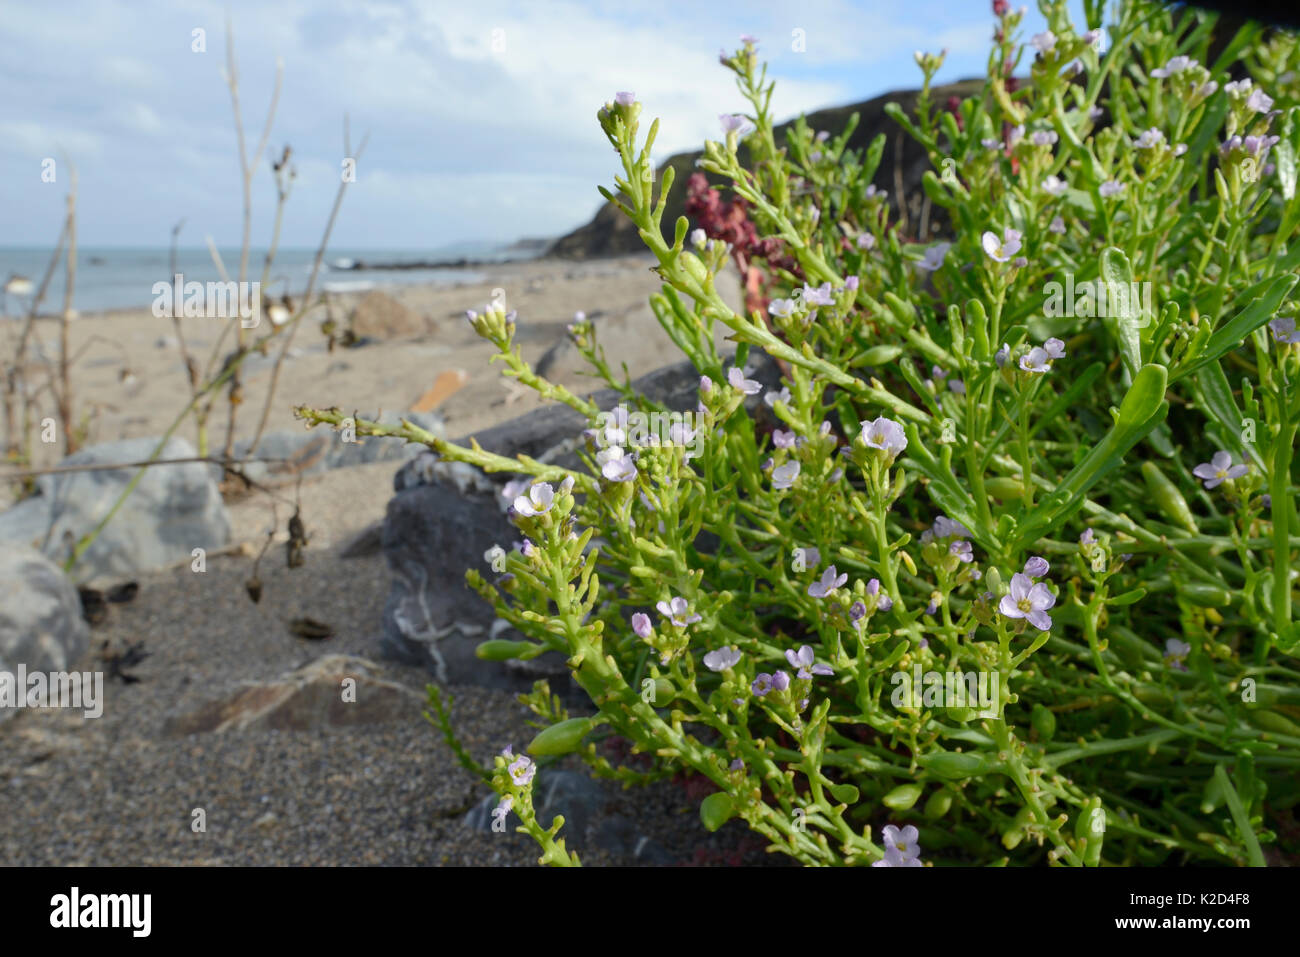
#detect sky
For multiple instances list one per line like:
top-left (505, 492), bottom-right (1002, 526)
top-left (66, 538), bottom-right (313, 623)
top-left (0, 0), bottom-right (1087, 251)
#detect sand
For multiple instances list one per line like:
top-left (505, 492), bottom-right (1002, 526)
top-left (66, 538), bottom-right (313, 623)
top-left (4, 253), bottom-right (742, 486)
top-left (0, 256), bottom-right (766, 867)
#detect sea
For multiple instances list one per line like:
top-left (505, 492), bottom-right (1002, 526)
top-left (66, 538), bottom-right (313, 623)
top-left (0, 241), bottom-right (543, 317)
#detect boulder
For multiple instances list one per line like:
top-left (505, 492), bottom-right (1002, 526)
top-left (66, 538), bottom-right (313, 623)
top-left (381, 355), bottom-right (782, 686)
top-left (163, 655), bottom-right (422, 735)
top-left (0, 545), bottom-right (90, 723)
top-left (348, 290), bottom-right (427, 340)
top-left (0, 436), bottom-right (229, 585)
top-left (464, 768), bottom-right (674, 863)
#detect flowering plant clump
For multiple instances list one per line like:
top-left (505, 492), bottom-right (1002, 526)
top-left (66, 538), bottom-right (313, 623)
top-left (301, 0), bottom-right (1300, 866)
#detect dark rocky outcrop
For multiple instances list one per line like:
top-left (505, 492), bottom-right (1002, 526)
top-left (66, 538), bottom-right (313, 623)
top-left (550, 79), bottom-right (985, 260)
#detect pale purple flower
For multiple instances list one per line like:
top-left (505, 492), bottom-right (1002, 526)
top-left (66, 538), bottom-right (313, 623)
top-left (1099, 180), bottom-right (1124, 198)
top-left (1135, 128), bottom-right (1165, 150)
top-left (1043, 337), bottom-right (1066, 359)
top-left (857, 232), bottom-right (876, 250)
top-left (808, 565), bottom-right (847, 598)
top-left (704, 646), bottom-right (742, 671)
top-left (519, 539), bottom-right (537, 558)
top-left (1150, 56), bottom-right (1194, 78)
top-left (861, 416), bottom-right (908, 456)
top-left (995, 342), bottom-right (1011, 366)
top-left (865, 184), bottom-right (887, 200)
top-left (1247, 88), bottom-right (1274, 113)
top-left (773, 429), bottom-right (796, 449)
top-left (1030, 31), bottom-right (1056, 55)
top-left (614, 91), bottom-right (637, 106)
top-left (802, 547), bottom-right (821, 567)
top-left (1042, 174), bottom-right (1067, 196)
top-left (513, 482), bottom-right (555, 516)
top-left (700, 375), bottom-right (713, 393)
top-left (1031, 130), bottom-right (1058, 146)
top-left (982, 137), bottom-right (1002, 150)
top-left (932, 515), bottom-right (972, 540)
top-left (772, 461), bottom-right (801, 490)
top-left (878, 824), bottom-right (922, 865)
top-left (999, 572), bottom-right (1057, 630)
top-left (771, 671), bottom-right (791, 692)
top-left (950, 540), bottom-right (974, 563)
top-left (1080, 528), bottom-right (1096, 545)
top-left (1225, 79), bottom-right (1253, 96)
top-left (727, 366), bottom-right (762, 395)
top-left (1008, 124), bottom-right (1025, 146)
top-left (769, 298), bottom-right (796, 318)
top-left (740, 33), bottom-right (757, 45)
top-left (785, 645), bottom-right (834, 676)
top-left (1193, 451), bottom-right (1249, 489)
top-left (1023, 556), bottom-right (1049, 578)
top-left (1243, 134), bottom-right (1281, 157)
top-left (873, 848), bottom-right (922, 867)
top-left (849, 600), bottom-right (866, 623)
top-left (1164, 638), bottom-right (1191, 671)
top-left (508, 754), bottom-right (537, 786)
top-left (601, 449), bottom-right (638, 483)
top-left (1269, 317), bottom-right (1300, 343)
top-left (765, 386), bottom-right (791, 407)
top-left (981, 227), bottom-right (1022, 262)
top-left (690, 228), bottom-right (707, 247)
top-left (1049, 216), bottom-right (1066, 234)
top-left (844, 275), bottom-right (860, 293)
top-left (720, 113), bottom-right (753, 136)
top-left (657, 596), bottom-right (702, 627)
top-left (802, 282), bottom-right (834, 306)
top-left (751, 673), bottom-right (773, 696)
top-left (1019, 346), bottom-right (1052, 373)
top-left (632, 612), bottom-right (652, 639)
top-left (916, 242), bottom-right (951, 271)
top-left (948, 379), bottom-right (966, 394)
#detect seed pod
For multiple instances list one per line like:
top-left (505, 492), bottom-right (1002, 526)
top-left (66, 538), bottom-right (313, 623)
top-left (1031, 704), bottom-right (1057, 741)
top-left (475, 639), bottom-right (536, 661)
top-left (923, 789), bottom-right (953, 819)
top-left (918, 749), bottom-right (1000, 780)
top-left (1179, 583), bottom-right (1231, 608)
top-left (828, 783), bottom-right (860, 805)
top-left (883, 783), bottom-right (923, 810)
top-left (700, 792), bottom-right (736, 832)
top-left (526, 717), bottom-right (594, 756)
top-left (858, 344), bottom-right (905, 366)
top-left (985, 476), bottom-right (1024, 500)
top-left (1200, 771), bottom-right (1225, 814)
top-left (1141, 462), bottom-right (1198, 533)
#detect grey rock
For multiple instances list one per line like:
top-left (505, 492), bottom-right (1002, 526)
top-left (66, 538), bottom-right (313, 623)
top-left (379, 478), bottom-right (511, 671)
top-left (0, 436), bottom-right (229, 585)
top-left (0, 545), bottom-right (90, 723)
top-left (450, 352), bottom-right (781, 475)
top-left (464, 768), bottom-right (676, 864)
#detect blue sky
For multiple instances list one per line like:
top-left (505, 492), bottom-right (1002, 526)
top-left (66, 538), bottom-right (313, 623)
top-left (1, 0), bottom-right (1087, 250)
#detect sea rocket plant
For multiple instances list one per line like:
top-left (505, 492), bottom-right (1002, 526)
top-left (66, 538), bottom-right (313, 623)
top-left (303, 0), bottom-right (1300, 868)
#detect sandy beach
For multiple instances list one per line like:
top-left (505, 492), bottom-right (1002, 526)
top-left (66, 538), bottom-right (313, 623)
top-left (0, 254), bottom-right (755, 866)
top-left (4, 253), bottom-right (742, 485)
